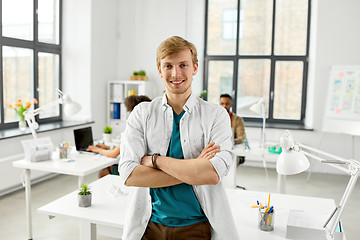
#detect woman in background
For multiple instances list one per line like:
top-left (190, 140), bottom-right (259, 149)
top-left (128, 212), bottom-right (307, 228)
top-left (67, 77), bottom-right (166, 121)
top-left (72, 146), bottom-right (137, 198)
top-left (87, 95), bottom-right (151, 177)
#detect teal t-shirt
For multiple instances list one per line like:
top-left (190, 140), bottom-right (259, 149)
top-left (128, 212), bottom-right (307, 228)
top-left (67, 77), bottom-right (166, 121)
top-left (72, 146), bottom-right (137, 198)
top-left (150, 110), bottom-right (207, 227)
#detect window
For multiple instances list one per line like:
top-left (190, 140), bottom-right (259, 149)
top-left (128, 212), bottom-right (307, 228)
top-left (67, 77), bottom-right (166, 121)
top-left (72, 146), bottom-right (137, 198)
top-left (1, 0), bottom-right (62, 130)
top-left (222, 9), bottom-right (237, 40)
top-left (205, 0), bottom-right (310, 125)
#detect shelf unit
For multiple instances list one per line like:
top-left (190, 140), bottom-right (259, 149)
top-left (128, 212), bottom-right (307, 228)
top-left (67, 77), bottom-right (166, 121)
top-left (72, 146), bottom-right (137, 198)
top-left (107, 80), bottom-right (145, 140)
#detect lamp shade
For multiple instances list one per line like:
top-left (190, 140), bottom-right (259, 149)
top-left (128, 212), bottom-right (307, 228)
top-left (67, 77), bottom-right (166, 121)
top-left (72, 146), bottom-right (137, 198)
top-left (63, 101), bottom-right (81, 116)
top-left (60, 92), bottom-right (81, 116)
top-left (250, 98), bottom-right (264, 115)
top-left (276, 150), bottom-right (310, 175)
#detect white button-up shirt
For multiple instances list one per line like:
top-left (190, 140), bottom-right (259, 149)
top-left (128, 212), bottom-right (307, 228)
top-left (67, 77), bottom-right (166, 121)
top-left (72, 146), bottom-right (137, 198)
top-left (119, 93), bottom-right (240, 240)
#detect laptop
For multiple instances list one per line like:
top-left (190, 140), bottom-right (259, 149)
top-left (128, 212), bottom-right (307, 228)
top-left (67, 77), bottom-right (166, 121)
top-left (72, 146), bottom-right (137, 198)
top-left (73, 127), bottom-right (94, 152)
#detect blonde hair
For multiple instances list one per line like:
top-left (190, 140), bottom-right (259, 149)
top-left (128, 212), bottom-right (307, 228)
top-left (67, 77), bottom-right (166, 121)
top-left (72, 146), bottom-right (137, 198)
top-left (156, 36), bottom-right (198, 68)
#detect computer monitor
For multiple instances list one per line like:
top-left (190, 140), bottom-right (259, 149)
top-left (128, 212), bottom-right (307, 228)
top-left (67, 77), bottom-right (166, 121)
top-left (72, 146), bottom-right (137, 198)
top-left (73, 127), bottom-right (94, 151)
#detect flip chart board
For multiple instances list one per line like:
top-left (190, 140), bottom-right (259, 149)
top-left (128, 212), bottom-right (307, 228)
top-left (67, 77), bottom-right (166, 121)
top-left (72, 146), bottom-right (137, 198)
top-left (322, 66), bottom-right (360, 135)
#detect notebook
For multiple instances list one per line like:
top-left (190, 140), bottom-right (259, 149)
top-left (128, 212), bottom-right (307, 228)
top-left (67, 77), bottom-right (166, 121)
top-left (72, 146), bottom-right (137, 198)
top-left (73, 127), bottom-right (94, 152)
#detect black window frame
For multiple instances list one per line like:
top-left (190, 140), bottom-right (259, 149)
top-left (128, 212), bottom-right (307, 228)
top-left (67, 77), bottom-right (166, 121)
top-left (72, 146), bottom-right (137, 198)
top-left (0, 0), bottom-right (62, 130)
top-left (204, 0), bottom-right (311, 126)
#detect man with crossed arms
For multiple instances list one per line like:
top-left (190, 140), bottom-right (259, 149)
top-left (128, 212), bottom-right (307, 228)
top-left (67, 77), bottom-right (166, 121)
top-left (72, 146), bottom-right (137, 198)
top-left (119, 36), bottom-right (239, 240)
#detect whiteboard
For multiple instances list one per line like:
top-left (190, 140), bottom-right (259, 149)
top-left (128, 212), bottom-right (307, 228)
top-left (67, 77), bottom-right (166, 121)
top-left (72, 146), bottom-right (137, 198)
top-left (322, 66), bottom-right (360, 135)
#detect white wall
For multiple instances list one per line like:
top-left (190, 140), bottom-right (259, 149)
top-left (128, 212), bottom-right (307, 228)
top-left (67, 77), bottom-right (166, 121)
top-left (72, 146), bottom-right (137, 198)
top-left (311, 0), bottom-right (360, 131)
top-left (62, 0), bottom-right (92, 122)
top-left (116, 0), bottom-right (205, 99)
top-left (90, 0), bottom-right (118, 138)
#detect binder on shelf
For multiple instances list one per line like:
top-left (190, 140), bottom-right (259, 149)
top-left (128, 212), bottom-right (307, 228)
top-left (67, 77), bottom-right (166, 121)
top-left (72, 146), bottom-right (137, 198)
top-left (120, 103), bottom-right (127, 120)
top-left (112, 84), bottom-right (124, 102)
top-left (113, 103), bottom-right (120, 119)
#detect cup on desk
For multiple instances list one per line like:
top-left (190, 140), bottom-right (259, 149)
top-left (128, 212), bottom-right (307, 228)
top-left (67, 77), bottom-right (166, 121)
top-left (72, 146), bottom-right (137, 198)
top-left (59, 145), bottom-right (68, 159)
top-left (258, 208), bottom-right (275, 231)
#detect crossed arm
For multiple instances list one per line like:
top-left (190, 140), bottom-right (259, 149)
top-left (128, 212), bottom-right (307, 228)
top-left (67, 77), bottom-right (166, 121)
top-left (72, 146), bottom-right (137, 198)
top-left (124, 142), bottom-right (220, 188)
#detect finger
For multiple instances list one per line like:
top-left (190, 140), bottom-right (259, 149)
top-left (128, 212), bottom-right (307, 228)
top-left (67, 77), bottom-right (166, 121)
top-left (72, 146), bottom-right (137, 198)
top-left (204, 142), bottom-right (215, 149)
top-left (203, 146), bottom-right (220, 154)
top-left (204, 152), bottom-right (217, 159)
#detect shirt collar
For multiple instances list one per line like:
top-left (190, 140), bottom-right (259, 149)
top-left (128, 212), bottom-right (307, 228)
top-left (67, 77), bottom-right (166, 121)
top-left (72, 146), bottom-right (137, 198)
top-left (161, 92), bottom-right (197, 113)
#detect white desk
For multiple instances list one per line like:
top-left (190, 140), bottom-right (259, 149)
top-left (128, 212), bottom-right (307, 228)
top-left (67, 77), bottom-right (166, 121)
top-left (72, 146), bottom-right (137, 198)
top-left (38, 175), bottom-right (340, 240)
top-left (232, 143), bottom-right (287, 192)
top-left (13, 154), bottom-right (118, 240)
top-left (232, 142), bottom-right (279, 165)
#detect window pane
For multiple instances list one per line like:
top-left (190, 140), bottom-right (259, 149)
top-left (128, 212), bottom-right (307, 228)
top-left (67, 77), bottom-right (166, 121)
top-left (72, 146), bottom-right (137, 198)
top-left (239, 0), bottom-right (273, 55)
top-left (237, 59), bottom-right (270, 117)
top-left (274, 61), bottom-right (303, 119)
top-left (38, 0), bottom-right (60, 44)
top-left (222, 9), bottom-right (237, 40)
top-left (3, 47), bottom-right (34, 123)
top-left (274, 0), bottom-right (308, 55)
top-left (2, 0), bottom-right (33, 40)
top-left (207, 61), bottom-right (234, 104)
top-left (207, 0), bottom-right (237, 55)
top-left (38, 52), bottom-right (60, 119)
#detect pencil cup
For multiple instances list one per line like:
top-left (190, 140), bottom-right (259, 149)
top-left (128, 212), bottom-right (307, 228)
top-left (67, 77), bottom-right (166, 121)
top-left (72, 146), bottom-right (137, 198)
top-left (258, 208), bottom-right (275, 231)
top-left (59, 146), bottom-right (68, 159)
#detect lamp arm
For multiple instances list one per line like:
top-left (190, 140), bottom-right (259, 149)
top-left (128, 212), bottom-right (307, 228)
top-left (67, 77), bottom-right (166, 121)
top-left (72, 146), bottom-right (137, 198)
top-left (31, 99), bottom-right (61, 116)
top-left (299, 143), bottom-right (350, 164)
top-left (23, 110), bottom-right (38, 139)
top-left (298, 143), bottom-right (351, 175)
top-left (326, 169), bottom-right (359, 239)
top-left (297, 143), bottom-right (360, 239)
top-left (23, 89), bottom-right (64, 139)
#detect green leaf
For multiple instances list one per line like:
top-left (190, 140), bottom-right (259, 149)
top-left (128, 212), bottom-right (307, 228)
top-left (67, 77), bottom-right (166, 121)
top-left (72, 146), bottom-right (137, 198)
top-left (104, 125), bottom-right (112, 134)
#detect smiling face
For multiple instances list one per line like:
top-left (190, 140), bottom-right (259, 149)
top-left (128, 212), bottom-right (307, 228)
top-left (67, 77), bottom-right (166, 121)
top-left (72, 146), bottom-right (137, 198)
top-left (158, 49), bottom-right (198, 98)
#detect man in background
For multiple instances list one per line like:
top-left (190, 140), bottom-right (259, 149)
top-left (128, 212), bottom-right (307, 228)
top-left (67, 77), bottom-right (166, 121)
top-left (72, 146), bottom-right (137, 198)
top-left (220, 93), bottom-right (245, 144)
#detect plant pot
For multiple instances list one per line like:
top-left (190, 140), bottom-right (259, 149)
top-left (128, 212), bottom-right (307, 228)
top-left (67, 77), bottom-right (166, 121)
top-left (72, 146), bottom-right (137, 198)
top-left (78, 193), bottom-right (92, 207)
top-left (103, 133), bottom-right (112, 144)
top-left (130, 75), bottom-right (148, 81)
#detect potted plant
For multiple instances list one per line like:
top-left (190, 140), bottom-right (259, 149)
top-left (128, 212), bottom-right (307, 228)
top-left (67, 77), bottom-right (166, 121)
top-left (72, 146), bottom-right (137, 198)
top-left (78, 184), bottom-right (92, 207)
top-left (103, 125), bottom-right (112, 144)
top-left (130, 70), bottom-right (148, 81)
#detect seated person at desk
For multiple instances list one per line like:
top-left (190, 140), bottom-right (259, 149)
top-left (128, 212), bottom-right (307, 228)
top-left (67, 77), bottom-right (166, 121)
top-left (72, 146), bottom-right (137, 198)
top-left (87, 95), bottom-right (151, 178)
top-left (219, 93), bottom-right (245, 145)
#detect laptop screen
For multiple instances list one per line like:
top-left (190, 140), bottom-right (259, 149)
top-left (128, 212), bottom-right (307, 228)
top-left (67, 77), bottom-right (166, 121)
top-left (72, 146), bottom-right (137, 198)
top-left (73, 127), bottom-right (94, 151)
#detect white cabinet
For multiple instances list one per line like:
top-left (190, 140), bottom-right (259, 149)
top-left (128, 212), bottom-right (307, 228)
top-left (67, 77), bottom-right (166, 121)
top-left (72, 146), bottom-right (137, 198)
top-left (107, 81), bottom-right (145, 140)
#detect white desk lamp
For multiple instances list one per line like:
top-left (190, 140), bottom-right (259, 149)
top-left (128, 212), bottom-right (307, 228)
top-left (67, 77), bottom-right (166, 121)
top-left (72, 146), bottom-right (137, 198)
top-left (23, 89), bottom-right (81, 139)
top-left (276, 130), bottom-right (360, 240)
top-left (250, 98), bottom-right (266, 148)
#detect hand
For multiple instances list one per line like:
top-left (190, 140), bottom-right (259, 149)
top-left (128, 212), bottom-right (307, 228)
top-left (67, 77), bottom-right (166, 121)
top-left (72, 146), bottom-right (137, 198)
top-left (96, 144), bottom-right (110, 150)
top-left (87, 145), bottom-right (100, 153)
top-left (197, 142), bottom-right (220, 160)
top-left (141, 155), bottom-right (153, 167)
